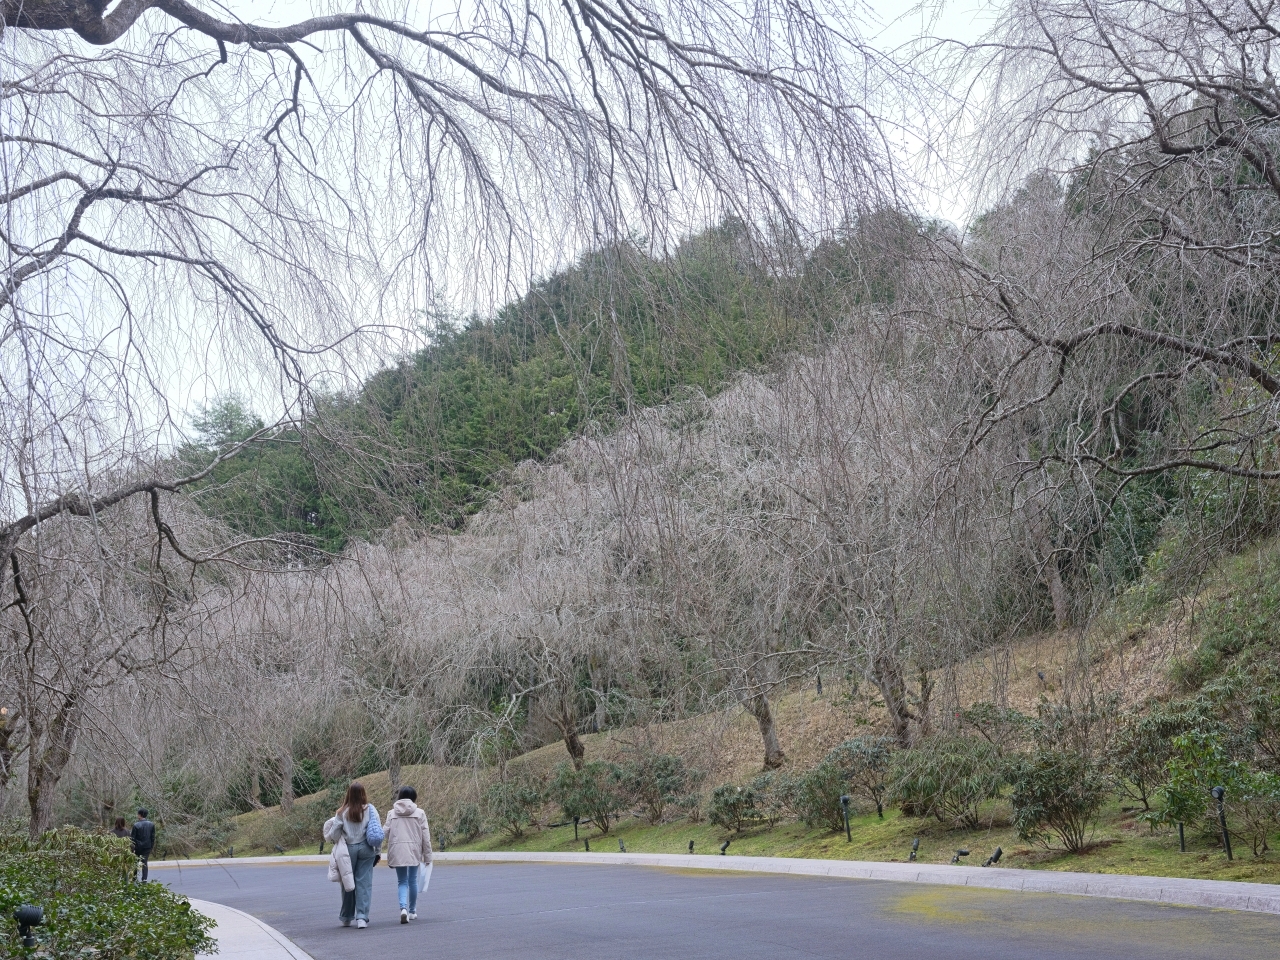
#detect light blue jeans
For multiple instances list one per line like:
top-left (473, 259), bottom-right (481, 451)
top-left (340, 840), bottom-right (377, 922)
top-left (395, 864), bottom-right (419, 913)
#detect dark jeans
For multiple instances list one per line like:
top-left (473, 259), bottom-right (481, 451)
top-left (136, 853), bottom-right (151, 882)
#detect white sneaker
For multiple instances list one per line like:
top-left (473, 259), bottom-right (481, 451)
top-left (400, 908), bottom-right (408, 924)
top-left (408, 912), bottom-right (417, 921)
top-left (356, 919), bottom-right (367, 929)
top-left (342, 920), bottom-right (351, 928)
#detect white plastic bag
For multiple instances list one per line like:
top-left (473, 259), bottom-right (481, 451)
top-left (419, 862), bottom-right (432, 893)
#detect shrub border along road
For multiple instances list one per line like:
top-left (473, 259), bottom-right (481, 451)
top-left (153, 851), bottom-right (1280, 915)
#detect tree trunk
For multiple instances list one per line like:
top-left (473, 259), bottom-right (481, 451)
top-left (26, 696), bottom-right (81, 837)
top-left (1046, 556), bottom-right (1071, 631)
top-left (747, 692), bottom-right (786, 769)
top-left (561, 728), bottom-right (586, 770)
top-left (386, 740), bottom-right (401, 789)
top-left (915, 665), bottom-right (934, 738)
top-left (0, 709), bottom-right (19, 796)
top-left (872, 654), bottom-right (914, 749)
top-left (279, 750), bottom-right (294, 814)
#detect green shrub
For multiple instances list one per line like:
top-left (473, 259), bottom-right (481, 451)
top-left (789, 764), bottom-right (847, 833)
top-left (1154, 730), bottom-right (1280, 856)
top-left (615, 753), bottom-right (698, 824)
top-left (824, 736), bottom-right (893, 817)
top-left (959, 703), bottom-right (1034, 754)
top-left (483, 776), bottom-right (544, 839)
top-left (1009, 750), bottom-right (1107, 852)
top-left (748, 772), bottom-right (800, 828)
top-left (1107, 709), bottom-right (1184, 811)
top-left (0, 827), bottom-right (215, 960)
top-left (707, 784), bottom-right (761, 833)
top-left (453, 802), bottom-right (483, 843)
top-left (673, 792), bottom-right (704, 823)
top-left (548, 762), bottom-right (628, 835)
top-left (888, 735), bottom-right (1004, 828)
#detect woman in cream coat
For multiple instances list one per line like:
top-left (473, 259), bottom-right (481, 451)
top-left (384, 785), bottom-right (433, 923)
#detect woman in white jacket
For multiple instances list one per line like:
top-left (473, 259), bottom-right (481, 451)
top-left (384, 785), bottom-right (433, 923)
top-left (323, 781), bottom-right (383, 928)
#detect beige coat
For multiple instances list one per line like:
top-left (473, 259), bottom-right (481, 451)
top-left (384, 799), bottom-right (432, 868)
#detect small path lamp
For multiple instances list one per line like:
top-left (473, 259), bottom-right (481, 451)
top-left (15, 905), bottom-right (43, 949)
top-left (839, 795), bottom-right (852, 843)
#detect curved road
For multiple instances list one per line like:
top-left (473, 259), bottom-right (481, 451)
top-left (162, 860), bottom-right (1280, 959)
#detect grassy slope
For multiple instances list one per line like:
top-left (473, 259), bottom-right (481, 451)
top-left (224, 541), bottom-right (1280, 883)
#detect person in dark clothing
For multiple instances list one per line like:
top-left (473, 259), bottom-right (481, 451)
top-left (130, 809), bottom-right (156, 881)
top-left (111, 817), bottom-right (129, 839)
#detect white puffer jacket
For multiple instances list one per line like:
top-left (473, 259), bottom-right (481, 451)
top-left (324, 817), bottom-right (355, 892)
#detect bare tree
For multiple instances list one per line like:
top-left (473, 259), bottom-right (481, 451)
top-left (940, 0), bottom-right (1280, 496)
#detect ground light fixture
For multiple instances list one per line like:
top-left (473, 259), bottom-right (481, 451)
top-left (15, 905), bottom-right (43, 948)
top-left (908, 838), bottom-right (919, 862)
top-left (583, 839), bottom-right (590, 852)
top-left (950, 849), bottom-right (970, 864)
top-left (688, 840), bottom-right (694, 854)
top-left (618, 839), bottom-right (626, 853)
top-left (1211, 786), bottom-right (1233, 861)
top-left (720, 840), bottom-right (731, 855)
top-left (839, 795), bottom-right (852, 842)
top-left (983, 847), bottom-right (1002, 867)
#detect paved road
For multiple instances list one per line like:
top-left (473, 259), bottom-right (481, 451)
top-left (162, 861), bottom-right (1280, 959)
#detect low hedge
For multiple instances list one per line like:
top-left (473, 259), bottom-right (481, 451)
top-left (0, 827), bottom-right (215, 959)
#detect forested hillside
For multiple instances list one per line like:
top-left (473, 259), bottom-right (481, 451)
top-left (181, 218), bottom-right (901, 546)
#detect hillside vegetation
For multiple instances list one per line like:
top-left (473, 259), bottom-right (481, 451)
top-left (223, 535), bottom-right (1280, 884)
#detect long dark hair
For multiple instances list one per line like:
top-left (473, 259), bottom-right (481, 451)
top-left (340, 781), bottom-right (368, 822)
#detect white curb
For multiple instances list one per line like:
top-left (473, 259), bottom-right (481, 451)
top-left (190, 898), bottom-right (313, 959)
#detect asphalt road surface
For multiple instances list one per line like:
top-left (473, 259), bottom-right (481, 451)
top-left (162, 860), bottom-right (1280, 959)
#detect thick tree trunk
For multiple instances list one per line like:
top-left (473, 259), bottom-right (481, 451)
top-left (747, 692), bottom-right (786, 769)
top-left (561, 728), bottom-right (586, 770)
top-left (872, 654), bottom-right (914, 749)
top-left (26, 696), bottom-right (81, 837)
top-left (279, 749), bottom-right (294, 813)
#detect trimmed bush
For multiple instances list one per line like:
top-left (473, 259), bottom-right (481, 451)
top-left (615, 753), bottom-right (698, 824)
top-left (483, 775), bottom-right (544, 839)
top-left (888, 735), bottom-right (1004, 828)
top-left (708, 784), bottom-right (761, 833)
top-left (0, 827), bottom-right (214, 959)
top-left (453, 802), bottom-right (483, 843)
top-left (824, 736), bottom-right (893, 817)
top-left (790, 764), bottom-right (847, 833)
top-left (1107, 710), bottom-right (1182, 811)
top-left (749, 772), bottom-right (801, 828)
top-left (549, 762), bottom-right (628, 835)
top-left (1010, 750), bottom-right (1107, 852)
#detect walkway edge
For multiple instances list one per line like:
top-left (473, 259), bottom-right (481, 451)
top-left (157, 851), bottom-right (1280, 915)
top-left (189, 898), bottom-right (313, 960)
